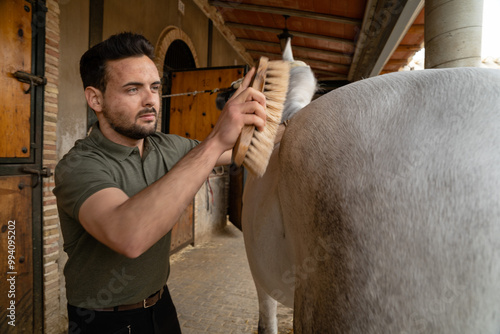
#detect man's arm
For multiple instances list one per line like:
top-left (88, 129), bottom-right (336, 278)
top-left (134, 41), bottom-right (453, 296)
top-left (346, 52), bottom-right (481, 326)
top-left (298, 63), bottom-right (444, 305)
top-left (78, 68), bottom-right (266, 258)
top-left (216, 150), bottom-right (232, 166)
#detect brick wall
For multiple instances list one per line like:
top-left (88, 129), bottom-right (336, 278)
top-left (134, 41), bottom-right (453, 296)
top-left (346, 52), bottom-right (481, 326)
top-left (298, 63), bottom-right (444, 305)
top-left (43, 0), bottom-right (65, 333)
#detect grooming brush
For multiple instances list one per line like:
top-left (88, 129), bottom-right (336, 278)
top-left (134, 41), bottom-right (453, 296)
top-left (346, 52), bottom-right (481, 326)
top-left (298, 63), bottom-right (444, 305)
top-left (232, 57), bottom-right (290, 177)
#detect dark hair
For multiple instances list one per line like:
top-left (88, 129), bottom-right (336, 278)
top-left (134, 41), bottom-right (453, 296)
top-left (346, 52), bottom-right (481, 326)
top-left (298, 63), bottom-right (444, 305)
top-left (79, 32), bottom-right (155, 92)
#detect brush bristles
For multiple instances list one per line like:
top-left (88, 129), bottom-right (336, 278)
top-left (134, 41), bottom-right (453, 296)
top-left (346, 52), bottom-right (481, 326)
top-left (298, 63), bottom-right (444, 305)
top-left (243, 60), bottom-right (290, 177)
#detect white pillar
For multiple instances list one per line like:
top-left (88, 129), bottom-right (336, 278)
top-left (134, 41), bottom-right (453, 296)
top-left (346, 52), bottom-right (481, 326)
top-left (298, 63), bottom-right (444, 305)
top-left (425, 0), bottom-right (484, 68)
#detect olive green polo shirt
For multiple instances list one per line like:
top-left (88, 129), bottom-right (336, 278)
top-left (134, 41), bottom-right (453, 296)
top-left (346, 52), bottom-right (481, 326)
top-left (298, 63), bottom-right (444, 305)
top-left (53, 123), bottom-right (199, 309)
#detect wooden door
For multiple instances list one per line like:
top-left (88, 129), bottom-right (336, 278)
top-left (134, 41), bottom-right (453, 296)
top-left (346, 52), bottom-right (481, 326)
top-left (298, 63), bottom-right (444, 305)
top-left (0, 176), bottom-right (33, 332)
top-left (0, 0), bottom-right (32, 158)
top-left (0, 0), bottom-right (45, 332)
top-left (167, 66), bottom-right (245, 140)
top-left (163, 66), bottom-right (245, 252)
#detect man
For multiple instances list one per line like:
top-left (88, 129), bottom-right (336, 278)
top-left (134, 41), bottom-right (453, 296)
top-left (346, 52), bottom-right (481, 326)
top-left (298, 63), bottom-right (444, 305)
top-left (53, 32), bottom-right (266, 333)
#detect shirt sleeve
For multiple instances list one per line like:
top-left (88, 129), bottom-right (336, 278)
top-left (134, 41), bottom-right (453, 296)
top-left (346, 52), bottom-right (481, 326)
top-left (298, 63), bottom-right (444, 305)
top-left (53, 150), bottom-right (119, 222)
top-left (151, 133), bottom-right (201, 169)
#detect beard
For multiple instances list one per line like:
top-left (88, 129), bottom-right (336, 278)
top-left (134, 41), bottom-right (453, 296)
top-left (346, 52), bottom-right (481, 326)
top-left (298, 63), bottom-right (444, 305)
top-left (102, 106), bottom-right (158, 140)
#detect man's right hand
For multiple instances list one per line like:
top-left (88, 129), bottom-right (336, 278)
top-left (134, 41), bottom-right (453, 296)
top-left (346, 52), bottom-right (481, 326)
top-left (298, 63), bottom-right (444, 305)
top-left (206, 67), bottom-right (267, 156)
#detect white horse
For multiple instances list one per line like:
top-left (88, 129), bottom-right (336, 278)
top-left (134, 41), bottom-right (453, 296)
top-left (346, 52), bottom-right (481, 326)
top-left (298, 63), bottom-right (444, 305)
top-left (242, 65), bottom-right (500, 333)
top-left (241, 38), bottom-right (315, 332)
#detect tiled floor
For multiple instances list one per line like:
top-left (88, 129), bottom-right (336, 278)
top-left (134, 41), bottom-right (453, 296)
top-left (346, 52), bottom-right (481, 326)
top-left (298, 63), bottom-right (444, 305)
top-left (168, 224), bottom-right (293, 334)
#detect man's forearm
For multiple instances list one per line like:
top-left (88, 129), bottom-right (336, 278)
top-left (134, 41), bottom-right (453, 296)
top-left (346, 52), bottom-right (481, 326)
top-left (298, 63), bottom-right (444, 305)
top-left (217, 150), bottom-right (232, 166)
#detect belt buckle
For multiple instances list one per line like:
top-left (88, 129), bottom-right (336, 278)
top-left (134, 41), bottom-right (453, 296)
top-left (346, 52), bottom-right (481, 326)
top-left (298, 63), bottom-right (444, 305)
top-left (143, 298), bottom-right (154, 308)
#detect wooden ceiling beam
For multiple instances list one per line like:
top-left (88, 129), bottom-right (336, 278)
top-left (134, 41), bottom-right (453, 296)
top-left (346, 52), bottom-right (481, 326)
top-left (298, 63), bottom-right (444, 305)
top-left (236, 38), bottom-right (280, 49)
top-left (407, 24), bottom-right (425, 34)
top-left (313, 70), bottom-right (349, 80)
top-left (396, 44), bottom-right (424, 52)
top-left (317, 76), bottom-right (349, 81)
top-left (226, 22), bottom-right (355, 47)
top-left (386, 59), bottom-right (412, 66)
top-left (236, 37), bottom-right (353, 61)
top-left (247, 49), bottom-right (350, 70)
top-left (367, 1), bottom-right (424, 78)
top-left (348, 0), bottom-right (424, 81)
top-left (209, 0), bottom-right (362, 25)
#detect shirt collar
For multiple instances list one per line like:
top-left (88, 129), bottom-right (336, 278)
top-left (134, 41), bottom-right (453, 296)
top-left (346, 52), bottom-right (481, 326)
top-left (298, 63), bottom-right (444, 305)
top-left (88, 122), bottom-right (144, 162)
top-left (142, 136), bottom-right (155, 161)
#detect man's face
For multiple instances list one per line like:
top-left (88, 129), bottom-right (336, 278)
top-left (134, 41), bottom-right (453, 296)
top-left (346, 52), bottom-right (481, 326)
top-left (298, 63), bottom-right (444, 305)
top-left (100, 55), bottom-right (161, 140)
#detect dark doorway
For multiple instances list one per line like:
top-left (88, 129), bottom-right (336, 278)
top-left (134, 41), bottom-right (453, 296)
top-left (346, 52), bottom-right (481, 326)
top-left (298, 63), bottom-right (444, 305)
top-left (162, 40), bottom-right (196, 133)
top-left (164, 40), bottom-right (196, 71)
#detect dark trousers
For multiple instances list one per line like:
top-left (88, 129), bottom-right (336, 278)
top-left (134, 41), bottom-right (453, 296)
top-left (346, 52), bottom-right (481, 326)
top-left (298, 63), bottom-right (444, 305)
top-left (67, 287), bottom-right (181, 334)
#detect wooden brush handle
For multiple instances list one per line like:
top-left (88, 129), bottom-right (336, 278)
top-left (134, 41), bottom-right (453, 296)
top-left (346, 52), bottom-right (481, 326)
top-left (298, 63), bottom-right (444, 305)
top-left (232, 57), bottom-right (269, 166)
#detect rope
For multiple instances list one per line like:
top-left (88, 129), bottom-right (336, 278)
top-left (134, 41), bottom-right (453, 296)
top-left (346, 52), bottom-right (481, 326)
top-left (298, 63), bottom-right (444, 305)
top-left (161, 87), bottom-right (232, 98)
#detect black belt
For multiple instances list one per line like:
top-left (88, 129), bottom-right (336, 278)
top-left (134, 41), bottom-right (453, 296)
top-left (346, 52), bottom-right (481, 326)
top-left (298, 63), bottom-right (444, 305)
top-left (93, 285), bottom-right (166, 312)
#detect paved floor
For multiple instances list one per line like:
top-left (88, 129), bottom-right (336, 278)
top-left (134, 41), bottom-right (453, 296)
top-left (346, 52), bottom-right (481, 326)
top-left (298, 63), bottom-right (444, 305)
top-left (168, 224), bottom-right (293, 334)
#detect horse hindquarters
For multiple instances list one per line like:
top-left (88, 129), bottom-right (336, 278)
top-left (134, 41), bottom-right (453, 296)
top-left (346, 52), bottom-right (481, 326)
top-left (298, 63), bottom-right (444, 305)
top-left (279, 68), bottom-right (500, 333)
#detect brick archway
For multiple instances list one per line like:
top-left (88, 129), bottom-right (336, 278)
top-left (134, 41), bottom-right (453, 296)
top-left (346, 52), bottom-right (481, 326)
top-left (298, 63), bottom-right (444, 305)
top-left (154, 26), bottom-right (199, 131)
top-left (155, 26), bottom-right (200, 75)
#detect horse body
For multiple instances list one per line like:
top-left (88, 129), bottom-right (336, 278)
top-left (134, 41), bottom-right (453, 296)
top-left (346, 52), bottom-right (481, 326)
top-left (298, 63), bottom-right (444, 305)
top-left (242, 67), bottom-right (500, 333)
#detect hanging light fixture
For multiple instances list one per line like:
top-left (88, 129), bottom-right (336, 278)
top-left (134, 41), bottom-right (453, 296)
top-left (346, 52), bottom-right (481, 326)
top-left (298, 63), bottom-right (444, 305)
top-left (277, 15), bottom-right (294, 51)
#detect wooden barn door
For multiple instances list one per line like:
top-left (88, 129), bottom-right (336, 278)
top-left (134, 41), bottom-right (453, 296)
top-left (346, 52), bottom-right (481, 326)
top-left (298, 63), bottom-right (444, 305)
top-left (163, 66), bottom-right (245, 252)
top-left (0, 0), bottom-right (46, 332)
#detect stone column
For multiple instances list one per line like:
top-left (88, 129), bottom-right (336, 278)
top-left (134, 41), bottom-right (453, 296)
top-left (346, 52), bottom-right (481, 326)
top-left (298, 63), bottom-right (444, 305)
top-left (425, 0), bottom-right (484, 68)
